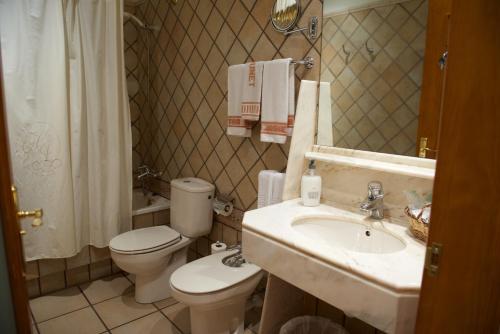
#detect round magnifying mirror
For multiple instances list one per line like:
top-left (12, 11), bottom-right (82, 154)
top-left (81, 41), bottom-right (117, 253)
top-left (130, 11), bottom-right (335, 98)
top-left (271, 0), bottom-right (301, 32)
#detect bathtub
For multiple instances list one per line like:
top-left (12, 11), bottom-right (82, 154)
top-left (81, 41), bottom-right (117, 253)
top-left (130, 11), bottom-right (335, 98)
top-left (132, 189), bottom-right (170, 216)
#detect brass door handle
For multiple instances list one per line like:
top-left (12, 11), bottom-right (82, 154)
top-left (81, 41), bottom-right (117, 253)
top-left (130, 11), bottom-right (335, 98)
top-left (11, 186), bottom-right (44, 235)
top-left (18, 209), bottom-right (43, 227)
top-left (419, 137), bottom-right (438, 158)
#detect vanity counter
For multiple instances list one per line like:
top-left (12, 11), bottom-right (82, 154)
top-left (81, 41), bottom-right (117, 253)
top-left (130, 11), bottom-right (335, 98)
top-left (243, 199), bottom-right (425, 293)
top-left (242, 199), bottom-right (426, 333)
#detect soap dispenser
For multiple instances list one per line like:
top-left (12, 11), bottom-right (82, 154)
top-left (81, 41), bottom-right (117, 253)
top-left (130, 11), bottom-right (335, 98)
top-left (301, 160), bottom-right (321, 206)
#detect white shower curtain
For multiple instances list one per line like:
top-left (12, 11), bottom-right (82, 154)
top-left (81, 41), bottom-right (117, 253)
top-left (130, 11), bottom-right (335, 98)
top-left (0, 0), bottom-right (132, 260)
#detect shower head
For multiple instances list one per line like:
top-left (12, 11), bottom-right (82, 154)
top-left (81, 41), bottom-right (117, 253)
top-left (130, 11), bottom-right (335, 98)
top-left (123, 12), bottom-right (159, 31)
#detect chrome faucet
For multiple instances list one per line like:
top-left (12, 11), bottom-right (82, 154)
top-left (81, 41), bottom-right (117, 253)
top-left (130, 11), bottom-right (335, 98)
top-left (359, 181), bottom-right (384, 219)
top-left (136, 165), bottom-right (162, 195)
top-left (222, 244), bottom-right (246, 267)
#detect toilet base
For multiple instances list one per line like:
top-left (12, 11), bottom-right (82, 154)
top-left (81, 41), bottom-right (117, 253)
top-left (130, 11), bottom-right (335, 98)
top-left (135, 246), bottom-right (189, 303)
top-left (190, 298), bottom-right (246, 334)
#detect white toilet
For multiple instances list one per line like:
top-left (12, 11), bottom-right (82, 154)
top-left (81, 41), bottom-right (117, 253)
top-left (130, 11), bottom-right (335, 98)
top-left (110, 177), bottom-right (215, 303)
top-left (170, 250), bottom-right (263, 334)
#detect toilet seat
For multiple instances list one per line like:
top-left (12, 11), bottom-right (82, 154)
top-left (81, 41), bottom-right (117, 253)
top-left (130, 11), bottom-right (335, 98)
top-left (170, 250), bottom-right (261, 294)
top-left (110, 226), bottom-right (181, 255)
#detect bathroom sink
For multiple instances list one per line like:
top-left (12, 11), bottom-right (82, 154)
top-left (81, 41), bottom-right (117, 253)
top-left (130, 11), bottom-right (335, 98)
top-left (291, 216), bottom-right (406, 254)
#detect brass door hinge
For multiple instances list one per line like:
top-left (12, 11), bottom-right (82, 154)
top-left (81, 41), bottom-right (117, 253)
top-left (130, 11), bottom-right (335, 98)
top-left (425, 242), bottom-right (443, 276)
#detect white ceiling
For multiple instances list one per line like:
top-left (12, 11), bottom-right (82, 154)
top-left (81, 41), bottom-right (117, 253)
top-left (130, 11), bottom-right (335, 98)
top-left (323, 0), bottom-right (404, 17)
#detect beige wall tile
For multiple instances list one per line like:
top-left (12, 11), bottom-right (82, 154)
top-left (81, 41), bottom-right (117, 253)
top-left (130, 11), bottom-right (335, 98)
top-left (125, 0), bottom-right (322, 211)
top-left (66, 266), bottom-right (90, 287)
top-left (209, 221), bottom-right (222, 242)
top-left (344, 316), bottom-right (377, 334)
top-left (133, 213), bottom-right (154, 229)
top-left (222, 225), bottom-right (238, 246)
top-left (26, 279), bottom-right (40, 298)
top-left (316, 300), bottom-right (345, 324)
top-left (196, 237), bottom-right (209, 257)
top-left (25, 261), bottom-right (39, 280)
top-left (90, 260), bottom-right (112, 281)
top-left (39, 272), bottom-right (66, 294)
top-left (38, 259), bottom-right (65, 276)
top-left (153, 210), bottom-right (170, 226)
top-left (90, 246), bottom-right (110, 262)
top-left (66, 246), bottom-right (90, 269)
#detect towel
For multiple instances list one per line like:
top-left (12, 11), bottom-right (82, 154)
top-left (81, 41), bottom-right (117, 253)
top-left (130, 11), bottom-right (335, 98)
top-left (241, 62), bottom-right (264, 121)
top-left (227, 64), bottom-right (252, 137)
top-left (261, 59), bottom-right (295, 143)
top-left (258, 170), bottom-right (285, 208)
top-left (270, 172), bottom-right (285, 205)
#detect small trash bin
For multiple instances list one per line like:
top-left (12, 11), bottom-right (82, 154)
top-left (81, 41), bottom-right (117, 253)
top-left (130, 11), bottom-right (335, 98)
top-left (279, 316), bottom-right (349, 334)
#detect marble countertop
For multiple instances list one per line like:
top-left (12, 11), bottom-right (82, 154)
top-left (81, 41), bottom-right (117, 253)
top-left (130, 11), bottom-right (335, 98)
top-left (243, 199), bottom-right (426, 294)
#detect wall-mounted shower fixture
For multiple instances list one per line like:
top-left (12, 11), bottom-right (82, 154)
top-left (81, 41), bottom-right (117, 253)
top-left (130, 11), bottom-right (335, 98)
top-left (123, 12), bottom-right (159, 31)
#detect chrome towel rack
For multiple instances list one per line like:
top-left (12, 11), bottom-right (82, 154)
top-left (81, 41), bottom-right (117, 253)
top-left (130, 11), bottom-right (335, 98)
top-left (291, 56), bottom-right (314, 70)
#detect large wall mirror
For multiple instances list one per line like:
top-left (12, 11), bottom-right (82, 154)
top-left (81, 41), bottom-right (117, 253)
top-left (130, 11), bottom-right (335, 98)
top-left (318, 0), bottom-right (435, 157)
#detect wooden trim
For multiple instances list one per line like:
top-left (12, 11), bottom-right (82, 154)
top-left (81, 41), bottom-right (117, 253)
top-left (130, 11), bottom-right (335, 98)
top-left (0, 48), bottom-right (31, 333)
top-left (416, 0), bottom-right (453, 159)
top-left (415, 0), bottom-right (500, 331)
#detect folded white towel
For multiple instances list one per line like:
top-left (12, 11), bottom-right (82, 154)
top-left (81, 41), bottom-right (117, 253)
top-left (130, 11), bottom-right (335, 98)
top-left (227, 64), bottom-right (252, 137)
top-left (270, 172), bottom-right (285, 205)
top-left (261, 59), bottom-right (295, 144)
top-left (257, 170), bottom-right (275, 208)
top-left (241, 62), bottom-right (264, 121)
top-left (258, 170), bottom-right (285, 208)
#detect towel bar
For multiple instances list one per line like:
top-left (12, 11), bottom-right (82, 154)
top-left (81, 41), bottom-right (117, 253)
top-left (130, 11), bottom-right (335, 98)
top-left (291, 56), bottom-right (314, 70)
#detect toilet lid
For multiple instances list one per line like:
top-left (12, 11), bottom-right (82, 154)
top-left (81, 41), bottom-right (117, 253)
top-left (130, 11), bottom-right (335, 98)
top-left (170, 250), bottom-right (261, 294)
top-left (110, 226), bottom-right (181, 254)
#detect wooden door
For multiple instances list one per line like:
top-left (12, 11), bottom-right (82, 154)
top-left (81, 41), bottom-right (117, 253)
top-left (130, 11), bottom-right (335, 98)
top-left (0, 50), bottom-right (31, 332)
top-left (416, 0), bottom-right (453, 159)
top-left (415, 0), bottom-right (500, 332)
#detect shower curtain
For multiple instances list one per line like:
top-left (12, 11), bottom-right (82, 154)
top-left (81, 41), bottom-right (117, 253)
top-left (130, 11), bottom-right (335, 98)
top-left (0, 0), bottom-right (132, 260)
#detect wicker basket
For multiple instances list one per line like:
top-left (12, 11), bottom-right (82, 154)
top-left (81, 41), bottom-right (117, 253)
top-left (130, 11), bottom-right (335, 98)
top-left (405, 203), bottom-right (431, 242)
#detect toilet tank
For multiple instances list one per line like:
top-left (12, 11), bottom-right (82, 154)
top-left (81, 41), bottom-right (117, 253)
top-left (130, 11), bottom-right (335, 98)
top-left (170, 177), bottom-right (215, 238)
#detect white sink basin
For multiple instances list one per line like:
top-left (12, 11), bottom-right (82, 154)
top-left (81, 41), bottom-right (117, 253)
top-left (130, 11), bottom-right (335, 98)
top-left (291, 216), bottom-right (406, 254)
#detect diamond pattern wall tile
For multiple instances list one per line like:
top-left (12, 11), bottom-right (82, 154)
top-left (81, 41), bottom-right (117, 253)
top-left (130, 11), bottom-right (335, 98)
top-left (321, 0), bottom-right (427, 156)
top-left (126, 0), bottom-right (322, 210)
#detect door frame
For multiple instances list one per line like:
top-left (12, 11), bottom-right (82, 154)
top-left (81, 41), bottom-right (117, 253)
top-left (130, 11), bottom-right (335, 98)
top-left (0, 51), bottom-right (31, 333)
top-left (416, 0), bottom-right (453, 159)
top-left (415, 0), bottom-right (500, 331)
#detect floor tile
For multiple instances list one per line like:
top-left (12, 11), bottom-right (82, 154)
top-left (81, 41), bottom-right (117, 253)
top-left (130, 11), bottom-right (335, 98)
top-left (111, 312), bottom-right (181, 334)
top-left (153, 297), bottom-right (178, 310)
top-left (161, 303), bottom-right (190, 334)
top-left (80, 274), bottom-right (133, 304)
top-left (93, 292), bottom-right (156, 329)
top-left (30, 312), bottom-right (38, 333)
top-left (37, 307), bottom-right (106, 334)
top-left (30, 287), bottom-right (89, 323)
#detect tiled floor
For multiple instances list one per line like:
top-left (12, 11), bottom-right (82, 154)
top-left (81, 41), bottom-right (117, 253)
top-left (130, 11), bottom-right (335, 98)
top-left (29, 273), bottom-right (260, 334)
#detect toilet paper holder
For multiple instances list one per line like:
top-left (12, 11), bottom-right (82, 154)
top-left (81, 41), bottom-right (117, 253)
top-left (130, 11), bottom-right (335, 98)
top-left (213, 194), bottom-right (234, 216)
